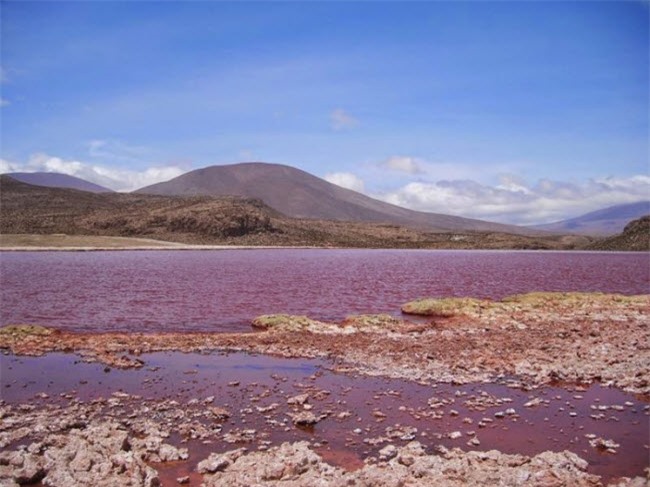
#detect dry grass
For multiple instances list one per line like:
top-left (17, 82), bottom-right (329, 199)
top-left (0, 234), bottom-right (188, 249)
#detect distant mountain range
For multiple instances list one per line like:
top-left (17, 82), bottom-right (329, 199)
top-left (3, 164), bottom-right (648, 239)
top-left (1, 175), bottom-right (583, 250)
top-left (5, 172), bottom-right (113, 193)
top-left (135, 162), bottom-right (534, 235)
top-left (531, 201), bottom-right (650, 236)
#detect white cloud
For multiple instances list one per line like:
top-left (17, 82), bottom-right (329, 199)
top-left (324, 172), bottom-right (366, 193)
top-left (0, 159), bottom-right (19, 173)
top-left (330, 108), bottom-right (358, 131)
top-left (0, 98), bottom-right (10, 107)
top-left (381, 156), bottom-right (425, 175)
top-left (376, 174), bottom-right (650, 225)
top-left (2, 153), bottom-right (185, 192)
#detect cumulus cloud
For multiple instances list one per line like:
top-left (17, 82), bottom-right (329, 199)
top-left (330, 108), bottom-right (358, 131)
top-left (381, 156), bottom-right (425, 175)
top-left (1, 153), bottom-right (185, 192)
top-left (324, 172), bottom-right (366, 193)
top-left (377, 174), bottom-right (650, 225)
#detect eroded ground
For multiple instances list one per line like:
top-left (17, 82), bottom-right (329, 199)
top-left (0, 292), bottom-right (648, 486)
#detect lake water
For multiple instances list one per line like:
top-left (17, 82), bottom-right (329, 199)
top-left (1, 249), bottom-right (648, 333)
top-left (2, 351), bottom-right (648, 481)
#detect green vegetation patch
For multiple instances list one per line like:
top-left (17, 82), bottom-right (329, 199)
top-left (251, 314), bottom-right (326, 332)
top-left (0, 324), bottom-right (56, 336)
top-left (401, 298), bottom-right (486, 317)
top-left (342, 314), bottom-right (403, 328)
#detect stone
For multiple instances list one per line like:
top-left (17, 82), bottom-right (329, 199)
top-left (378, 444), bottom-right (398, 461)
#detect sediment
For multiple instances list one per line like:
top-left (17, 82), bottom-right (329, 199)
top-left (2, 292), bottom-right (648, 393)
top-left (1, 292), bottom-right (649, 486)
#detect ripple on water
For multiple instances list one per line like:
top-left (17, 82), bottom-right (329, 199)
top-left (1, 249), bottom-right (648, 333)
top-left (1, 351), bottom-right (648, 483)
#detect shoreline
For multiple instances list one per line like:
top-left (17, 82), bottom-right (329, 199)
top-left (1, 233), bottom-right (647, 252)
top-left (2, 292), bottom-right (648, 393)
top-left (1, 292), bottom-right (649, 486)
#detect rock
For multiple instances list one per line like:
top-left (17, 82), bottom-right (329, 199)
top-left (378, 444), bottom-right (398, 461)
top-left (448, 431), bottom-right (462, 440)
top-left (197, 453), bottom-right (232, 474)
top-left (288, 411), bottom-right (327, 426)
top-left (200, 442), bottom-right (337, 486)
top-left (287, 393), bottom-right (309, 405)
top-left (0, 421), bottom-right (160, 487)
top-left (209, 407), bottom-right (230, 421)
top-left (589, 437), bottom-right (620, 453)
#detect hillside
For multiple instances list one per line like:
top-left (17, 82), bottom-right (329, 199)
top-left (587, 216), bottom-right (650, 251)
top-left (0, 175), bottom-right (586, 250)
top-left (136, 162), bottom-right (538, 235)
top-left (532, 201), bottom-right (650, 236)
top-left (4, 172), bottom-right (114, 193)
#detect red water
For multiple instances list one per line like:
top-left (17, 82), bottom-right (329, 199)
top-left (1, 250), bottom-right (648, 333)
top-left (1, 352), bottom-right (648, 484)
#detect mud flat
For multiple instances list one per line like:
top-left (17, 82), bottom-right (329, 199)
top-left (1, 292), bottom-right (648, 486)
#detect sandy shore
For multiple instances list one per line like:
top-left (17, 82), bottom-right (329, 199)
top-left (0, 234), bottom-right (318, 251)
top-left (1, 292), bottom-right (648, 486)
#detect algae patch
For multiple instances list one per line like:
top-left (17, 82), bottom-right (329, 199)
top-left (0, 324), bottom-right (57, 337)
top-left (400, 297), bottom-right (486, 317)
top-left (251, 315), bottom-right (327, 332)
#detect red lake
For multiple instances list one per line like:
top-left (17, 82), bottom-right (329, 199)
top-left (1, 249), bottom-right (648, 333)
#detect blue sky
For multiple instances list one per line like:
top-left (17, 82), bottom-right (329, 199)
top-left (1, 1), bottom-right (648, 224)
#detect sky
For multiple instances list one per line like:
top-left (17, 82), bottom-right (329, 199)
top-left (1, 1), bottom-right (648, 225)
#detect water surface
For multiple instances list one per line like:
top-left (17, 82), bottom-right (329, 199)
top-left (1, 249), bottom-right (648, 333)
top-left (2, 352), bottom-right (648, 482)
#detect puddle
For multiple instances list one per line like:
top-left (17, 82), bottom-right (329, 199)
top-left (1, 351), bottom-right (648, 485)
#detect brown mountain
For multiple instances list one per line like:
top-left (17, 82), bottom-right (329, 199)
top-left (5, 172), bottom-right (113, 193)
top-left (136, 162), bottom-right (537, 235)
top-left (0, 175), bottom-right (583, 249)
top-left (587, 216), bottom-right (650, 251)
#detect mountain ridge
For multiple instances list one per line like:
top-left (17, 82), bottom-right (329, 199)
top-left (135, 162), bottom-right (539, 235)
top-left (0, 175), bottom-right (587, 250)
top-left (5, 172), bottom-right (114, 193)
top-left (531, 201), bottom-right (650, 236)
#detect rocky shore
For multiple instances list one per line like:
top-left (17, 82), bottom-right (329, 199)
top-left (1, 292), bottom-right (648, 486)
top-left (2, 292), bottom-right (648, 393)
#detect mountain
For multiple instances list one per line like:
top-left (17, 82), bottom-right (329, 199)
top-left (587, 215), bottom-right (650, 251)
top-left (0, 175), bottom-right (585, 250)
top-left (531, 201), bottom-right (650, 236)
top-left (136, 162), bottom-right (537, 235)
top-left (4, 172), bottom-right (113, 193)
